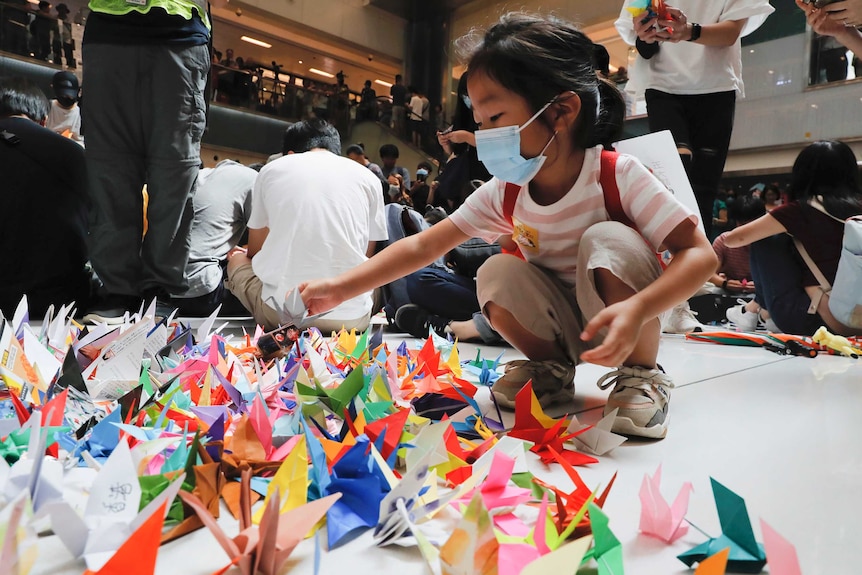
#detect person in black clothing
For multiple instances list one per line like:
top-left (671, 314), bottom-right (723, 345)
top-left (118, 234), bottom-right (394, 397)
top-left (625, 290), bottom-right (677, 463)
top-left (358, 79), bottom-right (377, 121)
top-left (390, 74), bottom-right (408, 137)
top-left (434, 71), bottom-right (491, 212)
top-left (30, 1), bottom-right (62, 64)
top-left (80, 1), bottom-right (211, 323)
top-left (0, 78), bottom-right (91, 317)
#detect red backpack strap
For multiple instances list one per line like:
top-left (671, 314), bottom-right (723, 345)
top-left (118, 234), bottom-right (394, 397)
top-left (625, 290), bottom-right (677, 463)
top-left (503, 182), bottom-right (520, 223)
top-left (502, 182), bottom-right (525, 260)
top-left (600, 150), bottom-right (636, 229)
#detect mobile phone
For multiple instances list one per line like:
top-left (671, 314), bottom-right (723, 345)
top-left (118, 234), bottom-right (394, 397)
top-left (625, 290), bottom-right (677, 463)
top-left (257, 324), bottom-right (301, 358)
top-left (441, 125), bottom-right (454, 135)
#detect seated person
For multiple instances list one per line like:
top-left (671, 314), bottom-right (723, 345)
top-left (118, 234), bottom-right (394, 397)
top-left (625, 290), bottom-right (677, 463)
top-left (379, 143), bottom-right (411, 204)
top-left (226, 119), bottom-right (387, 332)
top-left (0, 77), bottom-right (91, 317)
top-left (708, 195), bottom-right (764, 294)
top-left (45, 71), bottom-right (83, 143)
top-left (395, 239), bottom-right (504, 345)
top-left (171, 159), bottom-right (257, 316)
top-left (725, 140), bottom-right (862, 336)
top-left (345, 143), bottom-right (387, 184)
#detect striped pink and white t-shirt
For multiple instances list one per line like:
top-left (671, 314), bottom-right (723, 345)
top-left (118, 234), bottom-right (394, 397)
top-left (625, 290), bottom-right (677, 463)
top-left (449, 145), bottom-right (697, 287)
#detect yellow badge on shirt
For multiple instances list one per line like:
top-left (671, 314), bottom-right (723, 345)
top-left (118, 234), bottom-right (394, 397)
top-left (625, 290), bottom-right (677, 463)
top-left (511, 217), bottom-right (539, 253)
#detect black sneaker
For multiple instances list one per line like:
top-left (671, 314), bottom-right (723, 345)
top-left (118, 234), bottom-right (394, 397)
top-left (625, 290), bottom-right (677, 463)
top-left (82, 294), bottom-right (140, 325)
top-left (394, 304), bottom-right (450, 339)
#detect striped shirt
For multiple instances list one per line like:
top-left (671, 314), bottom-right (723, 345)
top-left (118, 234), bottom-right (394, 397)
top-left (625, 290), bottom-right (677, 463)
top-left (449, 145), bottom-right (697, 287)
top-left (712, 232), bottom-right (752, 282)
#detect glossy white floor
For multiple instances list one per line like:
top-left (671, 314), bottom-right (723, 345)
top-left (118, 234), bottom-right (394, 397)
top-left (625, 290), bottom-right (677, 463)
top-left (31, 328), bottom-right (862, 575)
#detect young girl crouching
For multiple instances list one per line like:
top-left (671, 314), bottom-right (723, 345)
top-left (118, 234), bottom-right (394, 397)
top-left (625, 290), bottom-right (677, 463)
top-left (300, 13), bottom-right (717, 439)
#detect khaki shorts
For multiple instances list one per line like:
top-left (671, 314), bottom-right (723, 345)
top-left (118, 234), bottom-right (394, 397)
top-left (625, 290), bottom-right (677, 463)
top-left (476, 221), bottom-right (662, 365)
top-left (226, 261), bottom-right (371, 333)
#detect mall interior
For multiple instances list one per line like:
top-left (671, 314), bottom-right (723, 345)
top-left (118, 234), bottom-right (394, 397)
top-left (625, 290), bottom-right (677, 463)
top-left (1, 1), bottom-right (862, 574)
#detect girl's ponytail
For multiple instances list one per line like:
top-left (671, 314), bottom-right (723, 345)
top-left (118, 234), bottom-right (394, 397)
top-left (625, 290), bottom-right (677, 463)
top-left (590, 78), bottom-right (626, 150)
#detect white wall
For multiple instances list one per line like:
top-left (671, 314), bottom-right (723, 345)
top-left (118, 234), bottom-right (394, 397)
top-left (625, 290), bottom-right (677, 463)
top-left (732, 33), bottom-right (862, 151)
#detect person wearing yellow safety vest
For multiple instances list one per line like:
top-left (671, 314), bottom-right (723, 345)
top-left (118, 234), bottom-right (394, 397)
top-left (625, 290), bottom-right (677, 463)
top-left (80, 0), bottom-right (215, 323)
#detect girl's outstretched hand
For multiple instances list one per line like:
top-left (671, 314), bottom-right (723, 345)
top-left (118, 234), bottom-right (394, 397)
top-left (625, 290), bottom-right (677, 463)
top-left (579, 299), bottom-right (646, 367)
top-left (298, 279), bottom-right (342, 317)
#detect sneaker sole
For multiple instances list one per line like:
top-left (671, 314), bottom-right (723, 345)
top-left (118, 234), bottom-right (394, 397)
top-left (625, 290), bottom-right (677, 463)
top-left (81, 312), bottom-right (127, 325)
top-left (492, 386), bottom-right (574, 411)
top-left (609, 414), bottom-right (669, 440)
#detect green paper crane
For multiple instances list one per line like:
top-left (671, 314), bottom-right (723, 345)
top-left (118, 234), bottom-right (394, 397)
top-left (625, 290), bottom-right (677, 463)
top-left (677, 478), bottom-right (766, 573)
top-left (586, 501), bottom-right (624, 575)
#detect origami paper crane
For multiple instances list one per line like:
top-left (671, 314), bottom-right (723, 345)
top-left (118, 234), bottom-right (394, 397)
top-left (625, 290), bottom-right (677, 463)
top-left (44, 441), bottom-right (186, 570)
top-left (760, 520), bottom-right (802, 575)
top-left (439, 490), bottom-right (499, 575)
top-left (325, 435), bottom-right (393, 548)
top-left (508, 382), bottom-right (597, 467)
top-left (0, 496), bottom-right (38, 575)
top-left (57, 408), bottom-right (122, 464)
top-left (585, 502), bottom-right (624, 575)
top-left (694, 547), bottom-right (729, 575)
top-left (565, 409), bottom-right (626, 456)
top-left (494, 492), bottom-right (554, 574)
top-left (678, 478), bottom-right (766, 573)
top-left (295, 361), bottom-right (365, 417)
top-left (638, 464), bottom-right (693, 543)
top-left (520, 535), bottom-right (592, 575)
top-left (374, 451), bottom-right (460, 546)
top-left (81, 502), bottom-right (167, 575)
top-left (251, 434), bottom-right (308, 524)
top-left (453, 451), bottom-right (531, 516)
top-left (180, 478), bottom-right (341, 575)
top-left (3, 414), bottom-right (65, 512)
top-left (532, 446), bottom-right (616, 540)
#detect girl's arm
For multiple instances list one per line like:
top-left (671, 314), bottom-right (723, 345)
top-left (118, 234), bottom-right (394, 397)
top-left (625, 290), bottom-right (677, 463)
top-left (723, 213), bottom-right (786, 248)
top-left (300, 219), bottom-right (471, 315)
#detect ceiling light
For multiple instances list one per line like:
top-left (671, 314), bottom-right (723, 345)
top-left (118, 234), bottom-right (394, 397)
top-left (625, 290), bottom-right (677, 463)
top-left (241, 36), bottom-right (272, 48)
top-left (375, 79), bottom-right (393, 88)
top-left (298, 60), bottom-right (303, 64)
top-left (310, 68), bottom-right (335, 78)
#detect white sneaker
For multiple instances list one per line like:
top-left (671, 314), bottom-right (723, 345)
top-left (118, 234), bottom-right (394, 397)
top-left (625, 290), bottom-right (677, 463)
top-left (597, 366), bottom-right (674, 439)
top-left (726, 301), bottom-right (760, 332)
top-left (661, 302), bottom-right (705, 334)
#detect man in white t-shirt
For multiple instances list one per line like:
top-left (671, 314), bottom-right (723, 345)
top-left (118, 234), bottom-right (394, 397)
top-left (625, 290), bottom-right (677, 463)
top-left (45, 71), bottom-right (83, 143)
top-left (226, 118), bottom-right (388, 332)
top-left (615, 0), bottom-right (773, 237)
top-left (408, 87), bottom-right (425, 147)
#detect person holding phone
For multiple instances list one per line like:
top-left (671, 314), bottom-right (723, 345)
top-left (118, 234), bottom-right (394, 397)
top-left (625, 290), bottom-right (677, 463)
top-left (615, 0), bottom-right (774, 238)
top-left (797, 0), bottom-right (862, 54)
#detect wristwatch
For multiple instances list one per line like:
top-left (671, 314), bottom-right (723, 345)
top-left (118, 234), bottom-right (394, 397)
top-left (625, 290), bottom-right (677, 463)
top-left (688, 23), bottom-right (702, 42)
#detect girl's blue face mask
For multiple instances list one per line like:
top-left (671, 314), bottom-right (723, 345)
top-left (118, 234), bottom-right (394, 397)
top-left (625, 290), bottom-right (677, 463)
top-left (473, 98), bottom-right (557, 186)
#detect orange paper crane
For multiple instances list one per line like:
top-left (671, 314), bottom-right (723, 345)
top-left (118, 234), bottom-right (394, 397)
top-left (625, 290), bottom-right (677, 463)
top-left (533, 446), bottom-right (617, 537)
top-left (82, 502), bottom-right (166, 575)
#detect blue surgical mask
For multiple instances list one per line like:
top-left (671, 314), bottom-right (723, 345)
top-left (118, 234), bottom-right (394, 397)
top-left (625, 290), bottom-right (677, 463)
top-left (473, 98), bottom-right (557, 186)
